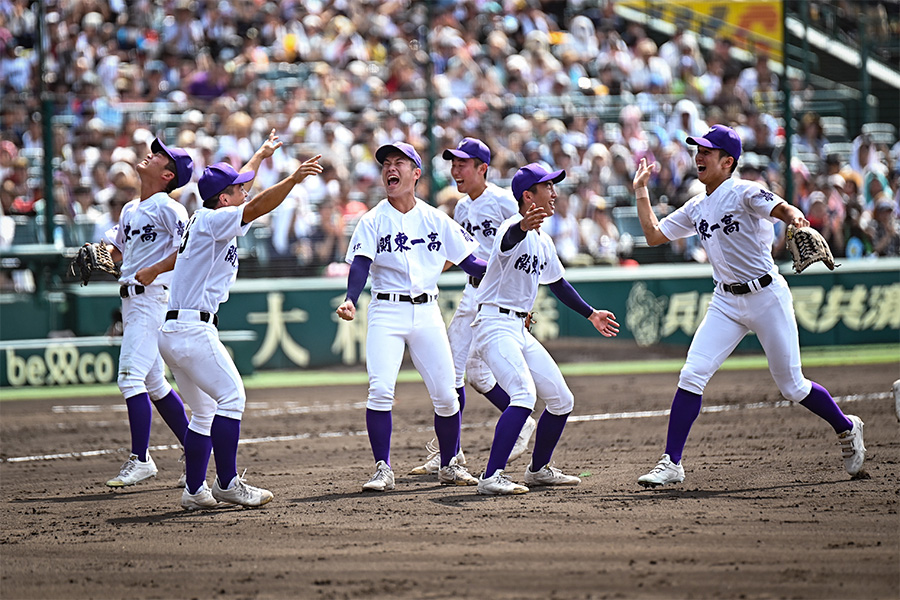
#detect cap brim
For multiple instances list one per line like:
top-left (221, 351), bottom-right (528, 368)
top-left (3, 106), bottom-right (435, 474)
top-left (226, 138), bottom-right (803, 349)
top-left (151, 138), bottom-right (174, 161)
top-left (233, 170), bottom-right (255, 185)
top-left (685, 135), bottom-right (714, 149)
top-left (539, 169), bottom-right (566, 185)
top-left (442, 148), bottom-right (471, 160)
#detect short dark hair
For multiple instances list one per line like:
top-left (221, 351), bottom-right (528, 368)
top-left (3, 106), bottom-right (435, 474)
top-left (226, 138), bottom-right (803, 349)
top-left (717, 149), bottom-right (738, 174)
top-left (164, 156), bottom-right (178, 193)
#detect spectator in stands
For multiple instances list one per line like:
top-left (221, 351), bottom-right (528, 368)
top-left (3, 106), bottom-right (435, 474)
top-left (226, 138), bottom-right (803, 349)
top-left (579, 195), bottom-right (619, 266)
top-left (794, 112), bottom-right (829, 160)
top-left (868, 199), bottom-right (899, 256)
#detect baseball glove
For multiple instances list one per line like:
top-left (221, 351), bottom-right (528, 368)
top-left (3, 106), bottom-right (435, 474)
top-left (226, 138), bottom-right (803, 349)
top-left (785, 224), bottom-right (838, 274)
top-left (69, 242), bottom-right (120, 285)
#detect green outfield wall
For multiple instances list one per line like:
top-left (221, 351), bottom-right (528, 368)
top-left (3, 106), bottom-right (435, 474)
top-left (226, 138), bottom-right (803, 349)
top-left (1, 259), bottom-right (898, 388)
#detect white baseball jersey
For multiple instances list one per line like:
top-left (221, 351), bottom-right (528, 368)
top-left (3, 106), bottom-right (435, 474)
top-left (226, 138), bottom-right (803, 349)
top-left (470, 215), bottom-right (573, 414)
top-left (111, 192), bottom-right (188, 287)
top-left (345, 198), bottom-right (477, 294)
top-left (475, 214), bottom-right (566, 314)
top-left (658, 178), bottom-right (780, 284)
top-left (657, 176), bottom-right (812, 402)
top-left (168, 206), bottom-right (250, 313)
top-left (453, 182), bottom-right (519, 262)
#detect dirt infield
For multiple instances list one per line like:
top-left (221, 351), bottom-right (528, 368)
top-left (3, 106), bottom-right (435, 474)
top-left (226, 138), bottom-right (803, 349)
top-left (1, 355), bottom-right (898, 599)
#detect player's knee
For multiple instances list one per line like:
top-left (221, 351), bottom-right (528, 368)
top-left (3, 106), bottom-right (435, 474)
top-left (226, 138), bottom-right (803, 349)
top-left (431, 391), bottom-right (459, 418)
top-left (218, 393), bottom-right (246, 418)
top-left (189, 413), bottom-right (214, 436)
top-left (678, 365), bottom-right (711, 396)
top-left (545, 388), bottom-right (574, 415)
top-left (779, 378), bottom-right (812, 403)
top-left (117, 372), bottom-right (146, 398)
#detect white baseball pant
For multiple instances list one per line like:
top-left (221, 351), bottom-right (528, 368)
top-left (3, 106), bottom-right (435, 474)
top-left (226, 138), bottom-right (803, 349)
top-left (158, 314), bottom-right (246, 436)
top-left (365, 298), bottom-right (459, 417)
top-left (447, 284), bottom-right (497, 393)
top-left (118, 287), bottom-right (174, 400)
top-left (471, 308), bottom-right (574, 414)
top-left (679, 273), bottom-right (812, 402)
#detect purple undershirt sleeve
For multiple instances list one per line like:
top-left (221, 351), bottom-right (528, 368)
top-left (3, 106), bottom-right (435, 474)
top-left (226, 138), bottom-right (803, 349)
top-left (345, 255), bottom-right (372, 305)
top-left (548, 278), bottom-right (594, 319)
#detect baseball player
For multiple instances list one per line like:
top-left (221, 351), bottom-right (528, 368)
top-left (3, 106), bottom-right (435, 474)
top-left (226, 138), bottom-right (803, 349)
top-left (336, 142), bottom-right (488, 492)
top-left (159, 135), bottom-right (323, 511)
top-left (632, 124), bottom-right (866, 487)
top-left (409, 137), bottom-right (535, 476)
top-left (103, 138), bottom-right (193, 488)
top-left (472, 163), bottom-right (620, 496)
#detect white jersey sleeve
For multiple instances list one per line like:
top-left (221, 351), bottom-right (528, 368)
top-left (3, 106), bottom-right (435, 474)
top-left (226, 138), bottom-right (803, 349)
top-left (457, 183), bottom-right (520, 261)
top-left (116, 193), bottom-right (189, 287)
top-left (167, 205), bottom-right (250, 313)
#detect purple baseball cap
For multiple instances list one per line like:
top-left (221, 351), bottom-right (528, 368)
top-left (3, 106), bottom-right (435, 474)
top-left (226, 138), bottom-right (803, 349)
top-left (511, 163), bottom-right (566, 202)
top-left (375, 142), bottom-right (422, 169)
top-left (686, 125), bottom-right (742, 161)
top-left (442, 137), bottom-right (491, 164)
top-left (198, 162), bottom-right (255, 202)
top-left (151, 138), bottom-right (194, 189)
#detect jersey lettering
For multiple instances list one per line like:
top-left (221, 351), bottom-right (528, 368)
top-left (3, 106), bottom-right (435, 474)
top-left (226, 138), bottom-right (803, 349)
top-left (225, 245), bottom-right (238, 267)
top-left (513, 253), bottom-right (545, 275)
top-left (394, 232), bottom-right (411, 252)
top-left (140, 224), bottom-right (157, 242)
top-left (480, 219), bottom-right (497, 237)
top-left (179, 214), bottom-right (198, 254)
top-left (697, 214), bottom-right (742, 239)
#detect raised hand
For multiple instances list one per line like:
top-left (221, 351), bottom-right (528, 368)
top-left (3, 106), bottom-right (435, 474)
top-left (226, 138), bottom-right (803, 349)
top-left (633, 157), bottom-right (656, 191)
top-left (520, 202), bottom-right (548, 231)
top-left (258, 129), bottom-right (284, 159)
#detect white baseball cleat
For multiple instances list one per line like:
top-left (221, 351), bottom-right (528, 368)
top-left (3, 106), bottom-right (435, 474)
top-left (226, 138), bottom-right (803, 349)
top-left (438, 464), bottom-right (478, 486)
top-left (507, 416), bottom-right (537, 464)
top-left (476, 469), bottom-right (529, 495)
top-left (106, 454), bottom-right (158, 487)
top-left (408, 439), bottom-right (465, 475)
top-left (212, 472), bottom-right (273, 507)
top-left (638, 454), bottom-right (685, 488)
top-left (524, 463), bottom-right (581, 486)
top-left (838, 415), bottom-right (866, 476)
top-left (181, 481), bottom-right (220, 511)
top-left (362, 460), bottom-right (395, 492)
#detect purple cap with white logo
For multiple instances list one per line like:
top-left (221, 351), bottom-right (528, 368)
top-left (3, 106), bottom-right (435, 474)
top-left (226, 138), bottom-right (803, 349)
top-left (375, 142), bottom-right (422, 169)
top-left (151, 138), bottom-right (194, 189)
top-left (442, 137), bottom-right (491, 164)
top-left (198, 162), bottom-right (255, 202)
top-left (511, 163), bottom-right (566, 202)
top-left (686, 124), bottom-right (742, 161)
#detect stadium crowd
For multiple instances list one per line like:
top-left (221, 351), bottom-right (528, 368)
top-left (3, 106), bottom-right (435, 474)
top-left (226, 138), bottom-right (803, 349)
top-left (0, 0), bottom-right (898, 284)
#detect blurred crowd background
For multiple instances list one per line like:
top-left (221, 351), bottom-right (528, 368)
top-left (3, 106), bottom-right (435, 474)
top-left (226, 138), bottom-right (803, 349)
top-left (1, 0), bottom-right (898, 289)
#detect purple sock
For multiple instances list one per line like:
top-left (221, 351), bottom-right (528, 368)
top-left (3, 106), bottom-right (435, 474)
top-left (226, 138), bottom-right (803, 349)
top-left (366, 408), bottom-right (392, 466)
top-left (183, 428), bottom-right (213, 495)
top-left (530, 410), bottom-right (570, 471)
top-left (210, 415), bottom-right (241, 487)
top-left (153, 389), bottom-right (189, 445)
top-left (455, 387), bottom-right (466, 453)
top-left (664, 388), bottom-right (703, 465)
top-left (799, 381), bottom-right (853, 434)
top-left (484, 406), bottom-right (531, 477)
top-left (125, 392), bottom-right (152, 462)
top-left (434, 411), bottom-right (461, 467)
top-left (482, 384), bottom-right (511, 412)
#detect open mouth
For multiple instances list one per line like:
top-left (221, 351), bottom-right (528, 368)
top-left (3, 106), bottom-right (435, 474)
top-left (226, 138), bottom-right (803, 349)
top-left (387, 175), bottom-right (400, 186)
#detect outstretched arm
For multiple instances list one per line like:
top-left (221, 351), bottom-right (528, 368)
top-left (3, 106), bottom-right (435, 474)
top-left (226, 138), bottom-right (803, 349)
top-left (633, 158), bottom-right (670, 247)
top-left (770, 201), bottom-right (809, 229)
top-left (242, 154), bottom-right (323, 224)
top-left (547, 278), bottom-right (619, 337)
